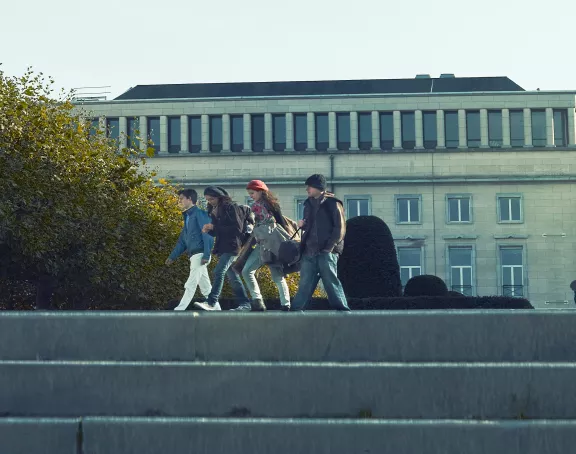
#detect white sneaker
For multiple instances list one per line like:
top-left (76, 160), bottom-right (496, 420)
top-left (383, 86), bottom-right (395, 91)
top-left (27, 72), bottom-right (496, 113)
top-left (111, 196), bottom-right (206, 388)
top-left (193, 301), bottom-right (222, 311)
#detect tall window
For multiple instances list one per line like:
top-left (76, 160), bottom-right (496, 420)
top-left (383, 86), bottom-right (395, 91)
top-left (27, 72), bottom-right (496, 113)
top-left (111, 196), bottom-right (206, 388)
top-left (358, 112), bottom-right (372, 150)
top-left (346, 198), bottom-right (370, 218)
top-left (230, 115), bottom-right (243, 152)
top-left (398, 247), bottom-right (422, 290)
top-left (444, 111), bottom-right (459, 148)
top-left (401, 112), bottom-right (415, 149)
top-left (189, 116), bottom-right (201, 153)
top-left (89, 118), bottom-right (100, 136)
top-left (554, 109), bottom-right (568, 146)
top-left (488, 110), bottom-right (503, 148)
top-left (448, 246), bottom-right (473, 296)
top-left (294, 114), bottom-right (307, 151)
top-left (315, 113), bottom-right (329, 151)
top-left (336, 113), bottom-right (351, 150)
top-left (423, 111), bottom-right (437, 149)
top-left (273, 114), bottom-right (286, 151)
top-left (466, 111), bottom-right (481, 147)
top-left (148, 117), bottom-right (160, 153)
top-left (209, 116), bottom-right (223, 152)
top-left (500, 246), bottom-right (524, 297)
top-left (251, 114), bottom-right (265, 152)
top-left (396, 196), bottom-right (421, 224)
top-left (295, 198), bottom-right (306, 220)
top-left (531, 110), bottom-right (546, 147)
top-left (126, 117), bottom-right (139, 149)
top-left (498, 195), bottom-right (522, 223)
top-left (168, 117), bottom-right (181, 153)
top-left (106, 118), bottom-right (119, 140)
top-left (509, 110), bottom-right (524, 147)
top-left (447, 195), bottom-right (471, 223)
top-left (380, 112), bottom-right (394, 150)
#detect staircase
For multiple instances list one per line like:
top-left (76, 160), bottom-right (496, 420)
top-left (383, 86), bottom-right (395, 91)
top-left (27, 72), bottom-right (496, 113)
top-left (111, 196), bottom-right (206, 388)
top-left (1, 310), bottom-right (576, 453)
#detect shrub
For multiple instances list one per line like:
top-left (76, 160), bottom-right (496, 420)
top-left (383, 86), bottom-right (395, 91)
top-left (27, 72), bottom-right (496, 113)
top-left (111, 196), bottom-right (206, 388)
top-left (403, 275), bottom-right (449, 297)
top-left (338, 216), bottom-right (401, 298)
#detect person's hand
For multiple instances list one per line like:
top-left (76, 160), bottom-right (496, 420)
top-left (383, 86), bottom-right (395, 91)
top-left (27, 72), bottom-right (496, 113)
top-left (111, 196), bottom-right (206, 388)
top-left (202, 223), bottom-right (214, 233)
top-left (297, 220), bottom-right (306, 228)
top-left (165, 258), bottom-right (174, 266)
top-left (201, 258), bottom-right (210, 265)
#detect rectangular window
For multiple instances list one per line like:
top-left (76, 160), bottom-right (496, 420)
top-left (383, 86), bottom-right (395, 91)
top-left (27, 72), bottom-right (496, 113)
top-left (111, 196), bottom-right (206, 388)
top-left (498, 195), bottom-right (522, 223)
top-left (294, 114), bottom-right (307, 151)
top-left (396, 196), bottom-right (421, 224)
top-left (444, 111), bottom-right (459, 148)
top-left (189, 116), bottom-right (201, 153)
top-left (466, 111), bottom-right (481, 147)
top-left (509, 110), bottom-right (524, 147)
top-left (449, 246), bottom-right (474, 296)
top-left (251, 114), bottom-right (265, 152)
top-left (423, 111), bottom-right (437, 149)
top-left (315, 113), bottom-right (329, 151)
top-left (168, 117), bottom-right (181, 153)
top-left (230, 115), bottom-right (243, 152)
top-left (488, 110), bottom-right (503, 148)
top-left (398, 247), bottom-right (422, 289)
top-left (380, 112), bottom-right (394, 150)
top-left (295, 198), bottom-right (306, 220)
top-left (209, 116), bottom-right (223, 152)
top-left (358, 112), bottom-right (372, 150)
top-left (531, 109), bottom-right (546, 147)
top-left (106, 118), bottom-right (119, 140)
top-left (148, 117), bottom-right (160, 152)
top-left (126, 117), bottom-right (139, 149)
top-left (554, 109), bottom-right (568, 146)
top-left (447, 195), bottom-right (471, 223)
top-left (401, 112), bottom-right (415, 149)
top-left (272, 114), bottom-right (286, 151)
top-left (336, 113), bottom-right (351, 150)
top-left (346, 197), bottom-right (370, 219)
top-left (89, 118), bottom-right (100, 136)
top-left (501, 246), bottom-right (524, 297)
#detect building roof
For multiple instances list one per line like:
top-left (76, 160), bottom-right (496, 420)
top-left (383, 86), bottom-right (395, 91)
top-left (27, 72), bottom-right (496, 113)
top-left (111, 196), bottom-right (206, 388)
top-left (114, 76), bottom-right (525, 101)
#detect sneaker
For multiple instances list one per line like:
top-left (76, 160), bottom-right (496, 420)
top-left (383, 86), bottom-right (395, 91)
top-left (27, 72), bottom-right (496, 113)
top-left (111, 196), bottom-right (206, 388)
top-left (230, 303), bottom-right (251, 312)
top-left (250, 299), bottom-right (267, 312)
top-left (193, 302), bottom-right (222, 311)
top-left (280, 305), bottom-right (291, 312)
top-left (173, 301), bottom-right (191, 311)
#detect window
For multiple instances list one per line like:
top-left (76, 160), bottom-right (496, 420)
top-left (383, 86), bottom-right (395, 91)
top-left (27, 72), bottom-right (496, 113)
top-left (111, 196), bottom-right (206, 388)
top-left (554, 109), bottom-right (568, 146)
top-left (294, 114), bottom-right (307, 151)
top-left (509, 110), bottom-right (524, 147)
top-left (346, 197), bottom-right (370, 218)
top-left (336, 113), bottom-right (351, 150)
top-left (245, 197), bottom-right (254, 208)
top-left (189, 116), bottom-right (201, 153)
top-left (498, 195), bottom-right (522, 223)
top-left (531, 110), bottom-right (546, 147)
top-left (209, 116), bottom-right (223, 152)
top-left (89, 118), bottom-right (100, 136)
top-left (380, 112), bottom-right (394, 150)
top-left (126, 118), bottom-right (139, 149)
top-left (488, 110), bottom-right (503, 148)
top-left (466, 111), bottom-right (481, 147)
top-left (423, 111), bottom-right (437, 149)
top-left (251, 114), bottom-right (265, 152)
top-left (148, 117), bottom-right (160, 152)
top-left (273, 114), bottom-right (286, 151)
top-left (168, 117), bottom-right (181, 153)
top-left (447, 195), bottom-right (471, 223)
top-left (398, 247), bottom-right (422, 290)
top-left (500, 246), bottom-right (524, 297)
top-left (358, 113), bottom-right (372, 150)
top-left (444, 111), bottom-right (459, 148)
top-left (230, 115), bottom-right (243, 152)
top-left (396, 195), bottom-right (421, 224)
top-left (401, 112), bottom-right (415, 149)
top-left (315, 113), bottom-right (329, 151)
top-left (106, 118), bottom-right (119, 140)
top-left (448, 246), bottom-right (474, 296)
top-left (295, 197), bottom-right (306, 220)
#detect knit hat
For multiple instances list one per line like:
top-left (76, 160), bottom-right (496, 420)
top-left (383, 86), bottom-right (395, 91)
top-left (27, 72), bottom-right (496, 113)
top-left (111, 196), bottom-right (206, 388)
top-left (305, 174), bottom-right (326, 191)
top-left (246, 180), bottom-right (269, 192)
top-left (204, 186), bottom-right (229, 198)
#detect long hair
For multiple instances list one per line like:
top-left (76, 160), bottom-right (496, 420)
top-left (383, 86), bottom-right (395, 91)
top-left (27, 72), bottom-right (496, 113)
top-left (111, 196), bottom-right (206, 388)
top-left (207, 195), bottom-right (232, 215)
top-left (260, 190), bottom-right (281, 214)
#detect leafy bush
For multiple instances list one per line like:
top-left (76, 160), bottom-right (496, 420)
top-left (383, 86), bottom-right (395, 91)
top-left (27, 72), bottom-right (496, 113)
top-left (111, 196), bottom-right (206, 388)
top-left (403, 275), bottom-right (449, 297)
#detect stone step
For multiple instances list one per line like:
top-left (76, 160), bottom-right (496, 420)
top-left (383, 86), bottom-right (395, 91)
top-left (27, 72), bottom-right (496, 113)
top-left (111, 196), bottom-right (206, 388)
top-left (2, 360), bottom-right (576, 419)
top-left (0, 417), bottom-right (79, 454)
top-left (2, 310), bottom-right (576, 362)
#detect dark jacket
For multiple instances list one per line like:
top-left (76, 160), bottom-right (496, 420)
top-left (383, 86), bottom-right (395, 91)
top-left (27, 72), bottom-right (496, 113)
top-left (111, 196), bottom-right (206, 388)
top-left (169, 206), bottom-right (214, 262)
top-left (208, 202), bottom-right (253, 255)
top-left (301, 194), bottom-right (346, 255)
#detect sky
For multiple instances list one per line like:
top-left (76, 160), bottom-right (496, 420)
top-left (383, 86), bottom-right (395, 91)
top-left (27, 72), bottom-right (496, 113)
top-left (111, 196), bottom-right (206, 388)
top-left (1, 0), bottom-right (575, 99)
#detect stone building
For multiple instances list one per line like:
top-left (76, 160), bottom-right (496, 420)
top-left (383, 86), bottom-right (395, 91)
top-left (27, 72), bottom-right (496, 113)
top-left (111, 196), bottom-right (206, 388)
top-left (77, 75), bottom-right (576, 307)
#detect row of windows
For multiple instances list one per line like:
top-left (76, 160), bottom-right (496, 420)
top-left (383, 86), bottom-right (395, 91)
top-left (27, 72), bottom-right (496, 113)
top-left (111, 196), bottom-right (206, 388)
top-left (99, 108), bottom-right (571, 153)
top-left (398, 245), bottom-right (525, 297)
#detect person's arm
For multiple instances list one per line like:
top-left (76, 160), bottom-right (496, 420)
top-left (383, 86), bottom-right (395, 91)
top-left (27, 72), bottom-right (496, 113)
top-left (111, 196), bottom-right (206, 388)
top-left (197, 210), bottom-right (214, 262)
top-left (167, 230), bottom-right (186, 263)
top-left (323, 201), bottom-right (345, 253)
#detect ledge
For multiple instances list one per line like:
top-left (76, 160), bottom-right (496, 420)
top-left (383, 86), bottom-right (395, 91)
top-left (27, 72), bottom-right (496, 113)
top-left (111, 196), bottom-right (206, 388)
top-left (493, 234), bottom-right (529, 239)
top-left (442, 235), bottom-right (479, 240)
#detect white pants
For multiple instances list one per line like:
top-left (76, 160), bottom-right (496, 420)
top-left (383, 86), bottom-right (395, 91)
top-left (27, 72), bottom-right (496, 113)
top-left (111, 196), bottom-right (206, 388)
top-left (174, 253), bottom-right (212, 311)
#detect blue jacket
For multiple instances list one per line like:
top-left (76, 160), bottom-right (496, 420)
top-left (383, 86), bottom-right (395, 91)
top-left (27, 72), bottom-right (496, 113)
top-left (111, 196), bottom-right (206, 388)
top-left (169, 206), bottom-right (214, 262)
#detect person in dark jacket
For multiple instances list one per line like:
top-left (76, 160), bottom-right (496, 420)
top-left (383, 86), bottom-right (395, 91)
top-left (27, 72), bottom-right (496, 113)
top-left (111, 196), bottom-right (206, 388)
top-left (194, 186), bottom-right (251, 311)
top-left (166, 189), bottom-right (214, 310)
top-left (291, 174), bottom-right (351, 312)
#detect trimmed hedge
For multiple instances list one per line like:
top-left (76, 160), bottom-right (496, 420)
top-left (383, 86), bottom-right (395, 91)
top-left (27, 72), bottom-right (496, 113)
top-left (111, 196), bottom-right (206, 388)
top-left (404, 275), bottom-right (449, 297)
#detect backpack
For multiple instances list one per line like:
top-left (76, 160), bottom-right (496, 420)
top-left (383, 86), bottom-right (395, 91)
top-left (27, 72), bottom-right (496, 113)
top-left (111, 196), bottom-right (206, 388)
top-left (234, 204), bottom-right (255, 246)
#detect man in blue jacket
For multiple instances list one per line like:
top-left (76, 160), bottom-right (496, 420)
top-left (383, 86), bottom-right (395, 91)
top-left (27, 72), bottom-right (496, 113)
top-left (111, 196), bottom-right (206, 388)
top-left (166, 189), bottom-right (214, 311)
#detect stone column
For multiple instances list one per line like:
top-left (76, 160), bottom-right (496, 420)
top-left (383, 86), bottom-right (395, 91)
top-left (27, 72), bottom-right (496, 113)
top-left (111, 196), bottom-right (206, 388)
top-left (306, 112), bottom-right (315, 151)
top-left (328, 112), bottom-right (337, 151)
top-left (458, 109), bottom-right (467, 148)
top-left (139, 116), bottom-right (147, 153)
top-left (568, 108), bottom-right (576, 147)
top-left (523, 108), bottom-right (533, 147)
top-left (243, 113), bottom-right (252, 152)
top-left (371, 111), bottom-right (380, 150)
top-left (546, 107), bottom-right (555, 147)
top-left (501, 109), bottom-right (511, 148)
top-left (285, 113), bottom-right (295, 151)
top-left (350, 111), bottom-right (359, 151)
top-left (201, 114), bottom-right (209, 153)
top-left (393, 110), bottom-right (402, 150)
top-left (222, 114), bottom-right (231, 152)
top-left (180, 115), bottom-right (189, 154)
top-left (480, 109), bottom-right (489, 148)
top-left (119, 117), bottom-right (127, 150)
top-left (436, 110), bottom-right (446, 149)
top-left (264, 113), bottom-right (273, 152)
top-left (415, 110), bottom-right (424, 149)
top-left (159, 116), bottom-right (168, 154)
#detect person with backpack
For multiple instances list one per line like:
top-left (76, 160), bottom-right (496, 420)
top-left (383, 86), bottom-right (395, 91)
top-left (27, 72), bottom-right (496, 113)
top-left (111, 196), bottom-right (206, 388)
top-left (194, 186), bottom-right (252, 311)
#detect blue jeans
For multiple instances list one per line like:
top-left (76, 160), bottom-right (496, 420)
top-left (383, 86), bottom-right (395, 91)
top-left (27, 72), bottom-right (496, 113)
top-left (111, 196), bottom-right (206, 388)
top-left (292, 253), bottom-right (351, 311)
top-left (207, 253), bottom-right (250, 306)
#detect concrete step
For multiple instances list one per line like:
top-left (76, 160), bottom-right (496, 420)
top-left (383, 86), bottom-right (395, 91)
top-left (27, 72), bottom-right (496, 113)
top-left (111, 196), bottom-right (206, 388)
top-left (2, 310), bottom-right (576, 362)
top-left (0, 417), bottom-right (79, 454)
top-left (2, 360), bottom-right (576, 419)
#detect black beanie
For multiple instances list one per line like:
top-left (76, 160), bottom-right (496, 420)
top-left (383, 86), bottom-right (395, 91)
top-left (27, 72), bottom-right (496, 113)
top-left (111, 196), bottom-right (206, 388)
top-left (204, 186), bottom-right (229, 198)
top-left (305, 174), bottom-right (326, 191)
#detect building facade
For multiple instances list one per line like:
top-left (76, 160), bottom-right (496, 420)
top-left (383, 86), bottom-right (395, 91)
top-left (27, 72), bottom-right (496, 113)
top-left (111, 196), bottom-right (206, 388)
top-left (77, 76), bottom-right (576, 308)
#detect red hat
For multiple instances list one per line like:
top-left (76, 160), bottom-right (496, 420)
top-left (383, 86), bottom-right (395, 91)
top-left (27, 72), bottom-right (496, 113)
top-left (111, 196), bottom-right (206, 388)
top-left (246, 180), bottom-right (269, 192)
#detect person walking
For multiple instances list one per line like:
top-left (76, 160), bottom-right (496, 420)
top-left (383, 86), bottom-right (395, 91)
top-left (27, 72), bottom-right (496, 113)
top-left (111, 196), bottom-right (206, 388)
top-left (166, 189), bottom-right (213, 311)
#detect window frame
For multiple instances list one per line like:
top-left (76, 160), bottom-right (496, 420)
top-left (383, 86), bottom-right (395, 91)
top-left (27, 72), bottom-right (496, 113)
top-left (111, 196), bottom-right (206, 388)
top-left (446, 244), bottom-right (476, 296)
top-left (344, 195), bottom-right (372, 219)
top-left (167, 116), bottom-right (181, 153)
top-left (497, 244), bottom-right (527, 298)
top-left (294, 196), bottom-right (307, 221)
top-left (395, 194), bottom-right (423, 225)
top-left (445, 194), bottom-right (473, 224)
top-left (396, 246), bottom-right (424, 291)
top-left (496, 193), bottom-right (524, 224)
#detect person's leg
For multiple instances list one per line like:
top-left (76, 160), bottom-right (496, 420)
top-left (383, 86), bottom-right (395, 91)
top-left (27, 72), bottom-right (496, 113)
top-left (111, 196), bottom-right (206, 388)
top-left (317, 252), bottom-right (351, 311)
top-left (226, 258), bottom-right (251, 311)
top-left (174, 253), bottom-right (203, 311)
top-left (195, 253), bottom-right (232, 311)
top-left (291, 255), bottom-right (320, 311)
top-left (269, 265), bottom-right (291, 310)
top-left (198, 260), bottom-right (212, 300)
top-left (241, 246), bottom-right (266, 310)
